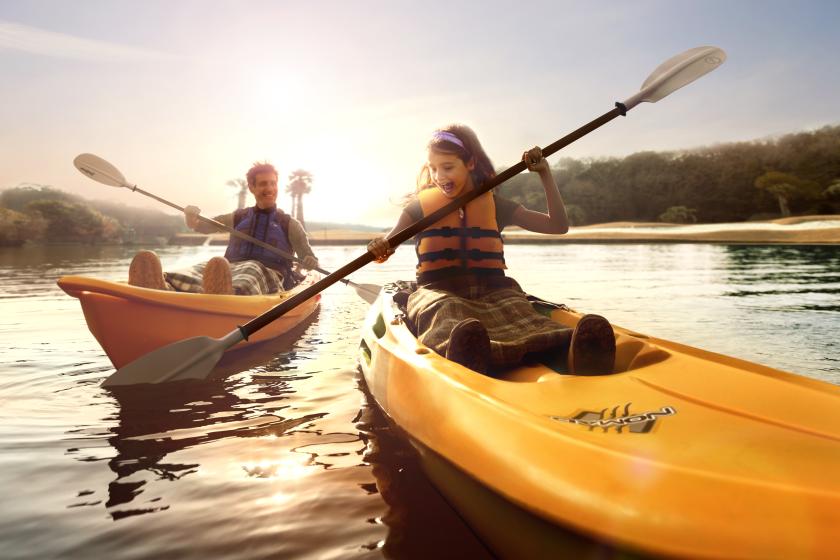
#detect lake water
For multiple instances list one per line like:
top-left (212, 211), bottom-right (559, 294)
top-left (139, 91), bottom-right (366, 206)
top-left (1, 243), bottom-right (838, 559)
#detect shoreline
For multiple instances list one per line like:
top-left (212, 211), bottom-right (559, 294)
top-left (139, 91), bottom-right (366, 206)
top-left (172, 215), bottom-right (840, 246)
top-left (7, 217), bottom-right (837, 249)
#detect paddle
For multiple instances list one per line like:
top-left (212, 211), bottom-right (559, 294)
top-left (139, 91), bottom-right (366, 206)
top-left (98, 45), bottom-right (726, 387)
top-left (72, 153), bottom-right (381, 304)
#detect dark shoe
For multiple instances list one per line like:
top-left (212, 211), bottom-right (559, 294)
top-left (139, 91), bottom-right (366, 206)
top-left (202, 256), bottom-right (233, 295)
top-left (568, 314), bottom-right (616, 375)
top-left (446, 318), bottom-right (491, 374)
top-left (128, 250), bottom-right (167, 290)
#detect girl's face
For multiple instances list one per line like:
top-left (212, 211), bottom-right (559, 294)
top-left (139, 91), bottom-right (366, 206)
top-left (427, 150), bottom-right (475, 198)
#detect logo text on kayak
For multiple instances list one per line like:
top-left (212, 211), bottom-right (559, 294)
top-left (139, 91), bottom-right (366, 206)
top-left (550, 404), bottom-right (676, 433)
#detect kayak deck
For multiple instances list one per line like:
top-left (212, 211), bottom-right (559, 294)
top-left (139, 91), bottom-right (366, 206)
top-left (358, 282), bottom-right (840, 559)
top-left (58, 273), bottom-right (320, 369)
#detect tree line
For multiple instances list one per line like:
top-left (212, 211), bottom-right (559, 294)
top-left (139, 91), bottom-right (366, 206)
top-left (3, 125), bottom-right (839, 245)
top-left (499, 124), bottom-right (840, 224)
top-left (0, 185), bottom-right (183, 246)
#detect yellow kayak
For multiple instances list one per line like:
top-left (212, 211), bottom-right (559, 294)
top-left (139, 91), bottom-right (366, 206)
top-left (358, 282), bottom-right (840, 559)
top-left (58, 273), bottom-right (320, 369)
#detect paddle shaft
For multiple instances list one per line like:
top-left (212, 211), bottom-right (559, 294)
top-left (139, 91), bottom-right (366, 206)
top-left (126, 184), bottom-right (361, 284)
top-left (240, 105), bottom-right (626, 338)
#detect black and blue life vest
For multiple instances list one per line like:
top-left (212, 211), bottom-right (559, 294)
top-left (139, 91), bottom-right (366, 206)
top-left (223, 206), bottom-right (299, 289)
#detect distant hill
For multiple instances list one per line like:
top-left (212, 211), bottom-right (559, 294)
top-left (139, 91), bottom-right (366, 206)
top-left (0, 184), bottom-right (185, 244)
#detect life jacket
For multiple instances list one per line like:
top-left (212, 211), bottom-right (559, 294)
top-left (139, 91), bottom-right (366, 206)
top-left (415, 188), bottom-right (506, 283)
top-left (223, 206), bottom-right (300, 289)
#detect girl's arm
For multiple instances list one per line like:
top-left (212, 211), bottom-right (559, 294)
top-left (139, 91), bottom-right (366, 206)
top-left (367, 209), bottom-right (414, 262)
top-left (509, 147), bottom-right (570, 234)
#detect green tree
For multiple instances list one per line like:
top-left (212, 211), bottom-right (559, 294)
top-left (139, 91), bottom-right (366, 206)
top-left (564, 204), bottom-right (587, 226)
top-left (825, 180), bottom-right (840, 201)
top-left (0, 207), bottom-right (47, 246)
top-left (0, 184), bottom-right (75, 211)
top-left (754, 171), bottom-right (821, 217)
top-left (659, 206), bottom-right (698, 224)
top-left (26, 199), bottom-right (121, 243)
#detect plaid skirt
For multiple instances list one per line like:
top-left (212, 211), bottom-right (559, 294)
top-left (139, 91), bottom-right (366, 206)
top-left (165, 259), bottom-right (285, 295)
top-left (406, 276), bottom-right (572, 368)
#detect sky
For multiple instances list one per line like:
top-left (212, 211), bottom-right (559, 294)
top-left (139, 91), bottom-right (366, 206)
top-left (1, 0), bottom-right (838, 227)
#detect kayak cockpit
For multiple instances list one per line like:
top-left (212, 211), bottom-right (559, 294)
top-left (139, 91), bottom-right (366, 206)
top-left (365, 281), bottom-right (671, 383)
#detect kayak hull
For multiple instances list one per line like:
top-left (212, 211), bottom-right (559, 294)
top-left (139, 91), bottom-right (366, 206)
top-left (58, 273), bottom-right (320, 368)
top-left (358, 282), bottom-right (840, 559)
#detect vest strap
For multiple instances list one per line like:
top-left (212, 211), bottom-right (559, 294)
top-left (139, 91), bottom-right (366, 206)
top-left (416, 226), bottom-right (502, 240)
top-left (418, 248), bottom-right (505, 263)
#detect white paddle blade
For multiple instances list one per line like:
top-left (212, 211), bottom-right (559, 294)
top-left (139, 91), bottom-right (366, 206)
top-left (101, 330), bottom-right (245, 387)
top-left (622, 46), bottom-right (726, 110)
top-left (353, 282), bottom-right (381, 305)
top-left (73, 153), bottom-right (130, 188)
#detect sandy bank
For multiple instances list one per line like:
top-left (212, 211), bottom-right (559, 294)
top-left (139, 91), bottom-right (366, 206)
top-left (171, 215), bottom-right (840, 246)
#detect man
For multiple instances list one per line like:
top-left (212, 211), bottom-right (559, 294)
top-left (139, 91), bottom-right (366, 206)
top-left (129, 161), bottom-right (318, 294)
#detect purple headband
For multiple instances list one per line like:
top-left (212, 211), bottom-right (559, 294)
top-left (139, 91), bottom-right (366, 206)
top-left (430, 131), bottom-right (465, 150)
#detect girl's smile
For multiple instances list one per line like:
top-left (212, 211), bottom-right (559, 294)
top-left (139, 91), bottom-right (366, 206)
top-left (427, 151), bottom-right (475, 198)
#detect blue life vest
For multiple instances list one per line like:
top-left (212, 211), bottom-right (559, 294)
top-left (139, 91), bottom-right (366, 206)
top-left (223, 206), bottom-right (298, 289)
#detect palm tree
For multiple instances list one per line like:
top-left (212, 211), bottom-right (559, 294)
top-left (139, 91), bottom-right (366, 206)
top-left (227, 178), bottom-right (248, 210)
top-left (286, 169), bottom-right (313, 228)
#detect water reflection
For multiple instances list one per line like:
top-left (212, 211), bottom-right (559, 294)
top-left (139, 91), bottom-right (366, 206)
top-left (722, 245), bottom-right (840, 312)
top-left (96, 378), bottom-right (325, 519)
top-left (354, 373), bottom-right (495, 560)
top-left (66, 322), bottom-right (328, 519)
top-left (4, 243), bottom-right (838, 558)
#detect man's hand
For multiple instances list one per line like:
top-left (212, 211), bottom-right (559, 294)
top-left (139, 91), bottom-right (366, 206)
top-left (184, 205), bottom-right (201, 229)
top-left (301, 255), bottom-right (319, 270)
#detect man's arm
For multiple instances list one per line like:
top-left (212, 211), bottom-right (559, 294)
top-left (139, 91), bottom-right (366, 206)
top-left (287, 218), bottom-right (319, 269)
top-left (185, 207), bottom-right (234, 234)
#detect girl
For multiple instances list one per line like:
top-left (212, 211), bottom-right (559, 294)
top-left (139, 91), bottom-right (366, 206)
top-left (367, 124), bottom-right (615, 375)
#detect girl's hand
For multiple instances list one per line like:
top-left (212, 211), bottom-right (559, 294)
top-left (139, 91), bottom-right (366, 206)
top-left (523, 146), bottom-right (549, 173)
top-left (367, 236), bottom-right (394, 263)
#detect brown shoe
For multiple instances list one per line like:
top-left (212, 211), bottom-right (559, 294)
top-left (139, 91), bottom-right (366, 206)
top-left (128, 250), bottom-right (167, 290)
top-left (446, 318), bottom-right (491, 374)
top-left (202, 256), bottom-right (233, 295)
top-left (568, 314), bottom-right (616, 375)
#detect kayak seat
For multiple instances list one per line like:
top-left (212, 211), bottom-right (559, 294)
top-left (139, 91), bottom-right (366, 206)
top-left (495, 332), bottom-right (670, 383)
top-left (614, 333), bottom-right (670, 372)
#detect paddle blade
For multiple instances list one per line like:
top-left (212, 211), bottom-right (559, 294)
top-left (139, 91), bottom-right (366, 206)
top-left (353, 282), bottom-right (381, 304)
top-left (622, 46), bottom-right (726, 110)
top-left (101, 330), bottom-right (245, 387)
top-left (73, 153), bottom-right (129, 188)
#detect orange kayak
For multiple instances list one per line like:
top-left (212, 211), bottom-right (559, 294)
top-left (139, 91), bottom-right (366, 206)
top-left (359, 282), bottom-right (840, 559)
top-left (58, 273), bottom-right (320, 369)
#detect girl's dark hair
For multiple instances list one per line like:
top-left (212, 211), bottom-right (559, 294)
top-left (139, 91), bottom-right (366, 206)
top-left (416, 124), bottom-right (496, 192)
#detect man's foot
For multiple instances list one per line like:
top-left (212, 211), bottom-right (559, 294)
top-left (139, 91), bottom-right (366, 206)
top-left (128, 250), bottom-right (167, 290)
top-left (568, 314), bottom-right (616, 375)
top-left (202, 257), bottom-right (233, 295)
top-left (446, 318), bottom-right (491, 374)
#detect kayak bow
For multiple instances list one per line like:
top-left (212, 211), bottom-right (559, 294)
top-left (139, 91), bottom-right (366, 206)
top-left (58, 273), bottom-right (320, 369)
top-left (359, 282), bottom-right (840, 559)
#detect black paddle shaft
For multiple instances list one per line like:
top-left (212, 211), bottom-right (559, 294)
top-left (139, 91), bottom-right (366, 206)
top-left (239, 105), bottom-right (626, 339)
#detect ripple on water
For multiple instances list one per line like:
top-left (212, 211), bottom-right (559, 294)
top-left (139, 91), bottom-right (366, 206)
top-left (0, 243), bottom-right (837, 559)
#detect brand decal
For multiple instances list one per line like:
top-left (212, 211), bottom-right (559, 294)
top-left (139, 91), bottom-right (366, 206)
top-left (551, 403), bottom-right (676, 433)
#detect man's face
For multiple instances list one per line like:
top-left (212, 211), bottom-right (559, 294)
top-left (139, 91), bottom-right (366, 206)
top-left (250, 172), bottom-right (278, 209)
